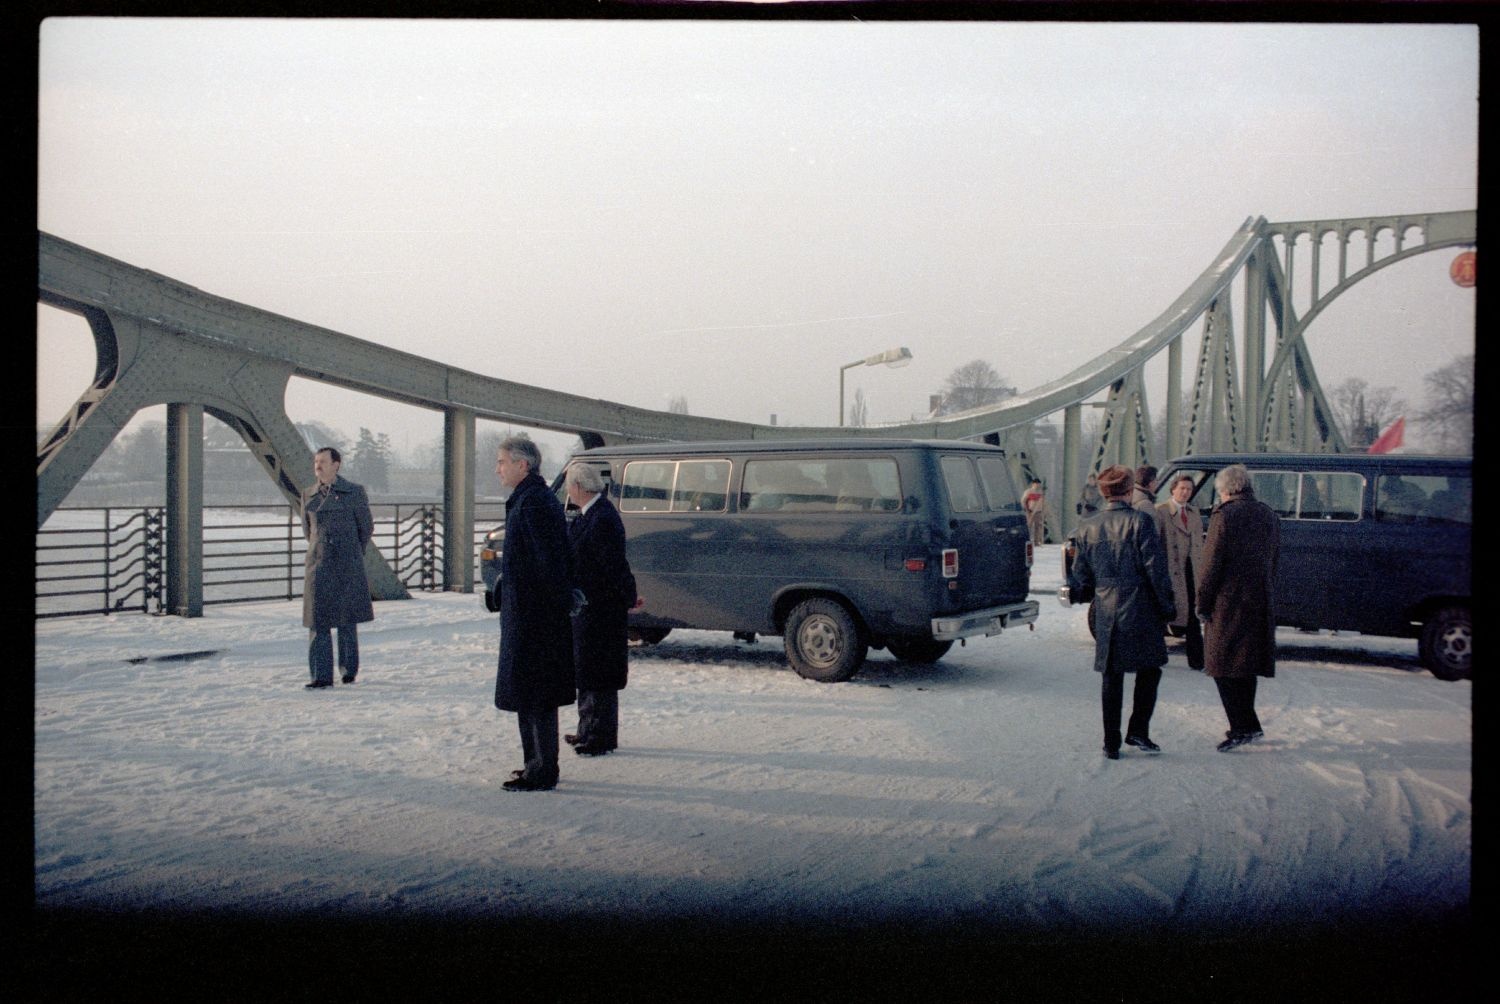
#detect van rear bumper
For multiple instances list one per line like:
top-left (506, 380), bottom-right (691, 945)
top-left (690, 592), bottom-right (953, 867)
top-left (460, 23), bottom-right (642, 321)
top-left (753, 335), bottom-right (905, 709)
top-left (931, 600), bottom-right (1040, 641)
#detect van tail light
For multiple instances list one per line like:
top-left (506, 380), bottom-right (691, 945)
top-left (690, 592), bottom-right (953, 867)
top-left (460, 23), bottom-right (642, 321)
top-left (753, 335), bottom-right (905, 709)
top-left (1025, 542), bottom-right (1034, 568)
top-left (941, 548), bottom-right (959, 578)
top-left (904, 558), bottom-right (927, 572)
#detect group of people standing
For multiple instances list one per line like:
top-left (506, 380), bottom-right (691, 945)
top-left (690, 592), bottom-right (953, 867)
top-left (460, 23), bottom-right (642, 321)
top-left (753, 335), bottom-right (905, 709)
top-left (298, 436), bottom-right (637, 793)
top-left (1066, 462), bottom-right (1280, 758)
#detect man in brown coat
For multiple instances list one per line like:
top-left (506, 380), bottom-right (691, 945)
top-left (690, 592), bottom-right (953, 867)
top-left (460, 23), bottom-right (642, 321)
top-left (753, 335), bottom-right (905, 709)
top-left (1196, 463), bottom-right (1281, 751)
top-left (1155, 474), bottom-right (1206, 670)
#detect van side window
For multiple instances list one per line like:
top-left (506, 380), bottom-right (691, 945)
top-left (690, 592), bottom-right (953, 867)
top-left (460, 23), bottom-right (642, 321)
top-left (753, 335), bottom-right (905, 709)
top-left (939, 457), bottom-right (984, 513)
top-left (975, 458), bottom-right (1022, 511)
top-left (1378, 474), bottom-right (1470, 525)
top-left (1248, 471), bottom-right (1299, 518)
top-left (739, 459), bottom-right (901, 514)
top-left (620, 461), bottom-right (676, 512)
top-left (672, 460), bottom-right (731, 512)
top-left (1297, 472), bottom-right (1362, 521)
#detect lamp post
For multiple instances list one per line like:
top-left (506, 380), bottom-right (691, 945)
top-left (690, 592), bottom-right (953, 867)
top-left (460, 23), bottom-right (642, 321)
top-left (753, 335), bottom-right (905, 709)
top-left (838, 346), bottom-right (913, 426)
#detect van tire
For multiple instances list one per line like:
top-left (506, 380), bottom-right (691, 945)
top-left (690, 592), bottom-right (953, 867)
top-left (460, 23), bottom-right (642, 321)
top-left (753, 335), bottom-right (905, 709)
top-left (483, 590), bottom-right (499, 613)
top-left (629, 627), bottom-right (671, 645)
top-left (1419, 606), bottom-right (1471, 681)
top-left (785, 598), bottom-right (866, 682)
top-left (885, 637), bottom-right (954, 663)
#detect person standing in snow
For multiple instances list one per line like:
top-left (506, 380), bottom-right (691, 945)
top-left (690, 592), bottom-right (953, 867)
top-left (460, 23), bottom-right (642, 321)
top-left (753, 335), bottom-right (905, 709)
top-left (1196, 463), bottom-right (1280, 752)
top-left (1065, 464), bottom-right (1176, 759)
top-left (1155, 474), bottom-right (1207, 670)
top-left (300, 446), bottom-right (374, 690)
top-left (562, 462), bottom-right (638, 757)
top-left (493, 435), bottom-right (577, 792)
top-left (1022, 479), bottom-right (1048, 546)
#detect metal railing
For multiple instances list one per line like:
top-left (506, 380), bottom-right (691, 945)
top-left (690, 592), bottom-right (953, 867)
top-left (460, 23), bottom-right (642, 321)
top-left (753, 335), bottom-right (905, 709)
top-left (36, 502), bottom-right (507, 618)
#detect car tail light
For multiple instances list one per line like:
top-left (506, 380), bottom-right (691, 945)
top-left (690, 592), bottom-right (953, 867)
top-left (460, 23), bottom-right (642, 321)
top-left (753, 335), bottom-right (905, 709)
top-left (941, 548), bottom-right (959, 578)
top-left (904, 558), bottom-right (927, 572)
top-left (1025, 541), bottom-right (1034, 568)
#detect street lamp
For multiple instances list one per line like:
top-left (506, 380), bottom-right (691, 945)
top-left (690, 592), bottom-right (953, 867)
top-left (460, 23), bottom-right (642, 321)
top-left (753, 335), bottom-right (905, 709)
top-left (839, 346), bottom-right (913, 426)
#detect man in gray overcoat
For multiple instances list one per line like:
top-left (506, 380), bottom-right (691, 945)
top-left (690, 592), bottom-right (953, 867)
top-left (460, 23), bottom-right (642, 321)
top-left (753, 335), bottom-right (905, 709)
top-left (494, 435), bottom-right (577, 791)
top-left (1066, 464), bottom-right (1176, 759)
top-left (1156, 474), bottom-right (1206, 670)
top-left (1196, 463), bottom-right (1281, 751)
top-left (301, 446), bottom-right (374, 689)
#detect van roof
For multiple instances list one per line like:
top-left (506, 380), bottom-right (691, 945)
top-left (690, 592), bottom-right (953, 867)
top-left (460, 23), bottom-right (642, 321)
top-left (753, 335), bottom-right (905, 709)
top-left (575, 438), bottom-right (1009, 457)
top-left (1164, 452), bottom-right (1470, 470)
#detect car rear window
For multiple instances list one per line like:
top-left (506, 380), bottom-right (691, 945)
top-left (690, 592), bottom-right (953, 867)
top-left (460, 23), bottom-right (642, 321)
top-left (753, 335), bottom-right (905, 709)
top-left (975, 457), bottom-right (1022, 511)
top-left (739, 458), bottom-right (901, 513)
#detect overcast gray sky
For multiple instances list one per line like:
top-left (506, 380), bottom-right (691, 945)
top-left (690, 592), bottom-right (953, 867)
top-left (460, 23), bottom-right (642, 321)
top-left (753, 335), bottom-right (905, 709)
top-left (37, 18), bottom-right (1477, 456)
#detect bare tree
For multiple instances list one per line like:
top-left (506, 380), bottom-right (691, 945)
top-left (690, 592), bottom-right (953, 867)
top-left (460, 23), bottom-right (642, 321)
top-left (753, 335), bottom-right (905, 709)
top-left (1417, 354), bottom-right (1473, 455)
top-left (668, 396), bottom-right (690, 415)
top-left (935, 360), bottom-right (1015, 415)
top-left (1329, 378), bottom-right (1406, 450)
top-left (847, 388), bottom-right (869, 427)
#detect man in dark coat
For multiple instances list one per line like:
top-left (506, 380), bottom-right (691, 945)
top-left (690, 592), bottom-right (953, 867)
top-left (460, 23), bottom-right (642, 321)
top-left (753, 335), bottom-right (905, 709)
top-left (1196, 463), bottom-right (1281, 752)
top-left (301, 447), bottom-right (374, 689)
top-left (494, 435), bottom-right (577, 791)
top-left (562, 463), bottom-right (638, 757)
top-left (1066, 464), bottom-right (1176, 759)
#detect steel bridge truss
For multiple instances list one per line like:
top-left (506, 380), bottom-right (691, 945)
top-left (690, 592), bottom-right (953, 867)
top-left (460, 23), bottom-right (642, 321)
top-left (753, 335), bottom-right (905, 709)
top-left (37, 210), bottom-right (1474, 613)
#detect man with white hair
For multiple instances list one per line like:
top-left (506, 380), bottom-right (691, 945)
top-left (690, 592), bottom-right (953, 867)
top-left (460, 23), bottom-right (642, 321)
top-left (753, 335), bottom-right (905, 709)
top-left (563, 462), bottom-right (638, 757)
top-left (1197, 463), bottom-right (1281, 751)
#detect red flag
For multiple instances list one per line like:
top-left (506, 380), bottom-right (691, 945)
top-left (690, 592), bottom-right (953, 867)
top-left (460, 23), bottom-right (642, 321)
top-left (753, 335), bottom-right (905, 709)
top-left (1368, 416), bottom-right (1405, 454)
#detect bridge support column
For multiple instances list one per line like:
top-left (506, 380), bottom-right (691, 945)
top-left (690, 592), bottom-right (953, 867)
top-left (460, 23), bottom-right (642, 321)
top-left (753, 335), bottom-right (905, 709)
top-left (1243, 247), bottom-right (1267, 450)
top-left (1060, 403), bottom-right (1082, 539)
top-left (443, 407), bottom-right (476, 592)
top-left (165, 403), bottom-right (204, 617)
top-left (1166, 337), bottom-right (1183, 461)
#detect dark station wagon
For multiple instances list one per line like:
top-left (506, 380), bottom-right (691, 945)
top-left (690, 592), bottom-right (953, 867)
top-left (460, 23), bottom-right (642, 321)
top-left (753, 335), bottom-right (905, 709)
top-left (1063, 452), bottom-right (1471, 680)
top-left (481, 439), bottom-right (1040, 682)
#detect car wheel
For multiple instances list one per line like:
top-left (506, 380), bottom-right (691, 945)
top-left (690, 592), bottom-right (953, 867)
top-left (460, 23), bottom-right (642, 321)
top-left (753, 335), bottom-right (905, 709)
top-left (483, 590), bottom-right (499, 613)
top-left (1419, 606), bottom-right (1471, 681)
top-left (784, 598), bottom-right (866, 682)
top-left (1166, 624), bottom-right (1186, 639)
top-left (885, 637), bottom-right (954, 663)
top-left (1087, 600), bottom-right (1098, 640)
top-left (629, 627), bottom-right (671, 645)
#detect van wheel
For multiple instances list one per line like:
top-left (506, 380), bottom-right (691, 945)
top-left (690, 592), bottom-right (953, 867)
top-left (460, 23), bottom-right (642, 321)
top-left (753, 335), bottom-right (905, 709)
top-left (1087, 601), bottom-right (1098, 640)
top-left (629, 627), bottom-right (671, 645)
top-left (483, 590), bottom-right (499, 613)
top-left (1419, 606), bottom-right (1471, 681)
top-left (785, 598), bottom-right (866, 682)
top-left (885, 637), bottom-right (954, 663)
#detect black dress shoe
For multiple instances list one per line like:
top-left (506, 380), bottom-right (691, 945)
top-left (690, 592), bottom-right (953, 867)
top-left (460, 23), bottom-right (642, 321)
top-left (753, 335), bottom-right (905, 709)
top-left (509, 768), bottom-right (526, 780)
top-left (1103, 746), bottom-right (1121, 760)
top-left (305, 680), bottom-right (333, 689)
top-left (564, 733), bottom-right (581, 745)
top-left (502, 775), bottom-right (557, 791)
top-left (1125, 735), bottom-right (1161, 753)
top-left (341, 674), bottom-right (355, 684)
top-left (1217, 732), bottom-right (1251, 752)
top-left (574, 742), bottom-right (611, 756)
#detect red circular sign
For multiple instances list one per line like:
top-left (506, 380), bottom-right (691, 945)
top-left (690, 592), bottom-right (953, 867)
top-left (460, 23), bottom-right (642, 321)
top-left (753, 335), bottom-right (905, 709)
top-left (1450, 250), bottom-right (1476, 287)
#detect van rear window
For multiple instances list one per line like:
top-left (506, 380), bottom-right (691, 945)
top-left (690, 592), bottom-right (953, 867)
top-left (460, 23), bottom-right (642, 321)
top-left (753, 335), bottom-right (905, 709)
top-left (1377, 474), bottom-right (1471, 525)
top-left (740, 458), bottom-right (901, 513)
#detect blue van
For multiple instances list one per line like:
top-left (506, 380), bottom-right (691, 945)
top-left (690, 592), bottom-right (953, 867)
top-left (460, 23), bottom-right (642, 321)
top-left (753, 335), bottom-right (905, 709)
top-left (481, 439), bottom-right (1039, 682)
top-left (1153, 453), bottom-right (1471, 680)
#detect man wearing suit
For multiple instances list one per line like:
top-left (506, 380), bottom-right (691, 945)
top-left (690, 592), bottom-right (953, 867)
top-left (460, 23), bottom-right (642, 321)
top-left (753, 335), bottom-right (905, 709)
top-left (494, 435), bottom-right (577, 791)
top-left (563, 463), bottom-right (638, 757)
top-left (1156, 474), bottom-right (1206, 670)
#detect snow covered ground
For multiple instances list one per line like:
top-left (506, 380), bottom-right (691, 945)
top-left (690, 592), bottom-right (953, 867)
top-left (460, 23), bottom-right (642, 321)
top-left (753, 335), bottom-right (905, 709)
top-left (31, 545), bottom-right (1471, 994)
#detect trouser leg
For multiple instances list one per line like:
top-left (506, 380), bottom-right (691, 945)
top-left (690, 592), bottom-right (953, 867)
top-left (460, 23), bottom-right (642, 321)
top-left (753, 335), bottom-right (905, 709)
top-left (1183, 569), bottom-right (1204, 668)
top-left (1100, 670), bottom-right (1124, 750)
top-left (1215, 677), bottom-right (1260, 734)
top-left (597, 688), bottom-right (619, 748)
top-left (1126, 666), bottom-right (1162, 739)
top-left (518, 706), bottom-right (560, 784)
top-left (576, 689), bottom-right (600, 745)
top-left (309, 629), bottom-right (334, 684)
top-left (337, 624), bottom-right (359, 679)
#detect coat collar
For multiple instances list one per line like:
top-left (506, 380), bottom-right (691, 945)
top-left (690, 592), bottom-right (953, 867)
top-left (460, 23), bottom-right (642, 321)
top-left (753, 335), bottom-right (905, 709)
top-left (307, 474), bottom-right (356, 498)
